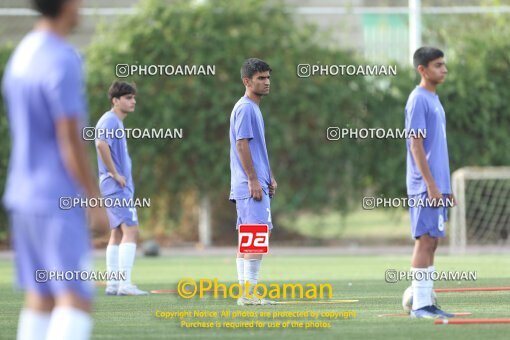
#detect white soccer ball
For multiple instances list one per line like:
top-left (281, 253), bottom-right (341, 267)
top-left (402, 286), bottom-right (437, 314)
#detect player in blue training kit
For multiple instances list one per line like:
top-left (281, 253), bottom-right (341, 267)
top-left (405, 47), bottom-right (455, 319)
top-left (230, 58), bottom-right (277, 305)
top-left (95, 81), bottom-right (148, 296)
top-left (2, 1), bottom-right (109, 339)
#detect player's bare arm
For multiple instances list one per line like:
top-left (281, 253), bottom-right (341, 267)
top-left (448, 193), bottom-right (456, 207)
top-left (410, 136), bottom-right (442, 206)
top-left (236, 138), bottom-right (263, 201)
top-left (269, 176), bottom-right (277, 197)
top-left (56, 118), bottom-right (108, 232)
top-left (96, 139), bottom-right (126, 187)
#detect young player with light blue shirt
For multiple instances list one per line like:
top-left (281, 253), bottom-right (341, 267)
top-left (230, 58), bottom-right (277, 306)
top-left (405, 47), bottom-right (455, 319)
top-left (230, 97), bottom-right (273, 229)
top-left (95, 81), bottom-right (148, 296)
top-left (2, 1), bottom-right (109, 339)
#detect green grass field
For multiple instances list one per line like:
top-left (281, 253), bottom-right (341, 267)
top-left (1, 254), bottom-right (509, 339)
top-left (288, 209), bottom-right (409, 241)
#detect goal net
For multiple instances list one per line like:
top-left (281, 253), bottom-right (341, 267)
top-left (450, 167), bottom-right (510, 254)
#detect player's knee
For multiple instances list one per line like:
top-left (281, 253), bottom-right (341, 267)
top-left (25, 291), bottom-right (55, 312)
top-left (426, 240), bottom-right (437, 254)
top-left (54, 292), bottom-right (91, 313)
top-left (109, 228), bottom-right (122, 244)
top-left (416, 235), bottom-right (436, 254)
top-left (121, 224), bottom-right (139, 241)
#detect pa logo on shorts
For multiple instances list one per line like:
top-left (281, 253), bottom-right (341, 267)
top-left (438, 214), bottom-right (445, 232)
top-left (238, 224), bottom-right (269, 254)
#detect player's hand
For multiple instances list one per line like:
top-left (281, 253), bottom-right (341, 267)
top-left (269, 177), bottom-right (277, 197)
top-left (427, 183), bottom-right (443, 207)
top-left (109, 172), bottom-right (126, 188)
top-left (88, 206), bottom-right (109, 235)
top-left (448, 193), bottom-right (457, 207)
top-left (249, 178), bottom-right (263, 201)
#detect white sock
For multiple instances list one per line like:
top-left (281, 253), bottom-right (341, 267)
top-left (411, 267), bottom-right (431, 310)
top-left (106, 245), bottom-right (119, 288)
top-left (427, 265), bottom-right (435, 305)
top-left (17, 309), bottom-right (51, 340)
top-left (45, 306), bottom-right (92, 340)
top-left (119, 242), bottom-right (137, 287)
top-left (236, 258), bottom-right (244, 285)
top-left (244, 259), bottom-right (261, 295)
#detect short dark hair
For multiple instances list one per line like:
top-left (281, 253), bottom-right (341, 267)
top-left (108, 81), bottom-right (137, 103)
top-left (32, 0), bottom-right (69, 18)
top-left (240, 58), bottom-right (271, 80)
top-left (413, 47), bottom-right (444, 69)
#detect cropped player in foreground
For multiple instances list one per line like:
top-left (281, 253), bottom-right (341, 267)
top-left (230, 58), bottom-right (277, 305)
top-left (2, 0), bottom-right (109, 339)
top-left (405, 47), bottom-right (455, 319)
top-left (95, 81), bottom-right (148, 296)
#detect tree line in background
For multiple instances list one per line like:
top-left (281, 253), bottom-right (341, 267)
top-left (0, 0), bottom-right (508, 244)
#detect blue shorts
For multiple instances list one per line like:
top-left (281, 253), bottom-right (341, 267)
top-left (235, 190), bottom-right (273, 230)
top-left (105, 193), bottom-right (139, 229)
top-left (409, 192), bottom-right (449, 239)
top-left (10, 208), bottom-right (94, 301)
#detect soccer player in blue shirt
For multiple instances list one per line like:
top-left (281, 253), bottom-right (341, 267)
top-left (405, 47), bottom-right (455, 319)
top-left (95, 81), bottom-right (148, 296)
top-left (2, 0), bottom-right (109, 339)
top-left (230, 58), bottom-right (277, 305)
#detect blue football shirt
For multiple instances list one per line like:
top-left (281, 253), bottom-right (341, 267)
top-left (2, 30), bottom-right (87, 212)
top-left (229, 96), bottom-right (271, 200)
top-left (95, 111), bottom-right (134, 197)
top-left (405, 86), bottom-right (451, 195)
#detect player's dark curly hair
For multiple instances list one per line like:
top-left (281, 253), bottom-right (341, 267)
top-left (32, 0), bottom-right (69, 18)
top-left (240, 58), bottom-right (272, 80)
top-left (413, 47), bottom-right (444, 69)
top-left (108, 81), bottom-right (137, 103)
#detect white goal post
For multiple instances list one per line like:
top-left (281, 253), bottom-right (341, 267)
top-left (450, 167), bottom-right (510, 254)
